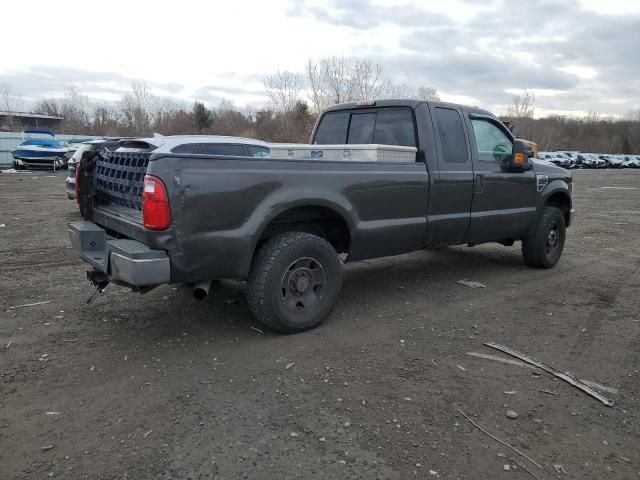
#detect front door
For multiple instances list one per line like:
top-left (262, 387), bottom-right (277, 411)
top-left (466, 115), bottom-right (536, 243)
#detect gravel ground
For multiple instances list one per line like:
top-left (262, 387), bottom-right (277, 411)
top-left (1, 169), bottom-right (639, 479)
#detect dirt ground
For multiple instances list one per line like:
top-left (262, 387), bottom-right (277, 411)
top-left (0, 169), bottom-right (639, 480)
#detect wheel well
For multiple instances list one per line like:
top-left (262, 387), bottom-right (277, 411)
top-left (545, 192), bottom-right (571, 224)
top-left (257, 206), bottom-right (351, 254)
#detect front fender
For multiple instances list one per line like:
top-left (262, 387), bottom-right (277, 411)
top-left (528, 178), bottom-right (573, 234)
top-left (539, 179), bottom-right (572, 209)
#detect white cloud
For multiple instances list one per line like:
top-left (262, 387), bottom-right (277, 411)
top-left (557, 66), bottom-right (598, 79)
top-left (0, 0), bottom-right (639, 116)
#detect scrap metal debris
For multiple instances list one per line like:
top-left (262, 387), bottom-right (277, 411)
top-left (10, 300), bottom-right (52, 309)
top-left (457, 408), bottom-right (542, 469)
top-left (513, 457), bottom-right (542, 480)
top-left (539, 389), bottom-right (558, 396)
top-left (466, 351), bottom-right (533, 368)
top-left (467, 351), bottom-right (618, 395)
top-left (579, 379), bottom-right (618, 395)
top-left (456, 280), bottom-right (487, 288)
top-left (484, 342), bottom-right (615, 407)
top-left (553, 464), bottom-right (568, 475)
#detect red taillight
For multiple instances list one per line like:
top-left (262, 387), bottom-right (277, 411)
top-left (142, 175), bottom-right (171, 230)
top-left (75, 164), bottom-right (80, 203)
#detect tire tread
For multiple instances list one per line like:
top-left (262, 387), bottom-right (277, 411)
top-left (247, 232), bottom-right (341, 333)
top-left (522, 206), bottom-right (565, 268)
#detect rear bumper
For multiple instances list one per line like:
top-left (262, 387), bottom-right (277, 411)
top-left (65, 179), bottom-right (76, 199)
top-left (19, 158), bottom-right (67, 169)
top-left (68, 221), bottom-right (170, 287)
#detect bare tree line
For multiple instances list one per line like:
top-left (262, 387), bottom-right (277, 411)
top-left (505, 89), bottom-right (640, 153)
top-left (1, 59), bottom-right (639, 152)
top-left (0, 81), bottom-right (24, 131)
top-left (265, 57), bottom-right (440, 114)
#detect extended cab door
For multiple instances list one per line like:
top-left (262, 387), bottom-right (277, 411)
top-left (427, 105), bottom-right (474, 246)
top-left (465, 115), bottom-right (536, 243)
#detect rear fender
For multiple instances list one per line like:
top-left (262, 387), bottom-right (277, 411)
top-left (246, 190), bottom-right (355, 264)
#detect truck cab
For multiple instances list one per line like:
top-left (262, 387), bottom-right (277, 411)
top-left (311, 100), bottom-right (570, 248)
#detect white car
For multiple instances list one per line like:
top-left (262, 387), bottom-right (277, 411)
top-left (587, 154), bottom-right (607, 168)
top-left (575, 153), bottom-right (595, 168)
top-left (599, 154), bottom-right (623, 168)
top-left (66, 135), bottom-right (271, 199)
top-left (557, 151), bottom-right (580, 168)
top-left (538, 152), bottom-right (571, 168)
top-left (578, 153), bottom-right (606, 168)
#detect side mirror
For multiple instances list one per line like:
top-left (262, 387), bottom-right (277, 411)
top-left (502, 139), bottom-right (532, 172)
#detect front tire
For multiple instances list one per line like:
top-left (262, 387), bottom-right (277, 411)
top-left (247, 232), bottom-right (342, 333)
top-left (522, 207), bottom-right (566, 268)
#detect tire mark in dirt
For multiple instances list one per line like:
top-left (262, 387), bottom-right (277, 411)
top-left (0, 258), bottom-right (78, 271)
top-left (569, 261), bottom-right (640, 358)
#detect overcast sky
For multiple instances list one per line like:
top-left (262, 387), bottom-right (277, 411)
top-left (1, 0), bottom-right (639, 117)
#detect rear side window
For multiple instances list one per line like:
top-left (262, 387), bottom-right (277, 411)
top-left (171, 143), bottom-right (203, 154)
top-left (247, 145), bottom-right (270, 157)
top-left (373, 109), bottom-right (416, 147)
top-left (314, 112), bottom-right (350, 144)
top-left (200, 144), bottom-right (247, 156)
top-left (434, 107), bottom-right (468, 163)
top-left (314, 108), bottom-right (416, 148)
top-left (347, 113), bottom-right (376, 144)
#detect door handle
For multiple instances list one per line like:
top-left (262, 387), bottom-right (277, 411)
top-left (474, 174), bottom-right (484, 194)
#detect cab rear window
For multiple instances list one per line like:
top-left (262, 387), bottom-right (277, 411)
top-left (314, 112), bottom-right (350, 144)
top-left (314, 108), bottom-right (416, 147)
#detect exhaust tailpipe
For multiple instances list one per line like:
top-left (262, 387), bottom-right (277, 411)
top-left (193, 280), bottom-right (212, 301)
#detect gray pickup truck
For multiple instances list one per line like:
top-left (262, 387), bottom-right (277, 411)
top-left (69, 99), bottom-right (573, 333)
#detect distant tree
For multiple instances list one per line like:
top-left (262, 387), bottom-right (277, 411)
top-left (92, 104), bottom-right (120, 136)
top-left (193, 101), bottom-right (212, 132)
top-left (263, 70), bottom-right (304, 114)
top-left (120, 81), bottom-right (153, 135)
top-left (507, 89), bottom-right (535, 140)
top-left (416, 86), bottom-right (440, 101)
top-left (0, 82), bottom-right (24, 130)
top-left (59, 86), bottom-right (92, 132)
top-left (34, 99), bottom-right (61, 117)
top-left (304, 56), bottom-right (439, 111)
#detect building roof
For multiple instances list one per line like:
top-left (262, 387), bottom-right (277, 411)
top-left (0, 111), bottom-right (63, 120)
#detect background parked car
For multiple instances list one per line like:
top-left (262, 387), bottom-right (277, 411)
top-left (557, 151), bottom-right (579, 168)
top-left (599, 154), bottom-right (624, 168)
top-left (65, 139), bottom-right (123, 199)
top-left (538, 152), bottom-right (572, 168)
top-left (66, 135), bottom-right (271, 200)
top-left (621, 156), bottom-right (640, 168)
top-left (575, 153), bottom-right (595, 168)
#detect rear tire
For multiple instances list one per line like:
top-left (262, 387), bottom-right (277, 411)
top-left (522, 207), bottom-right (566, 268)
top-left (247, 232), bottom-right (342, 333)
